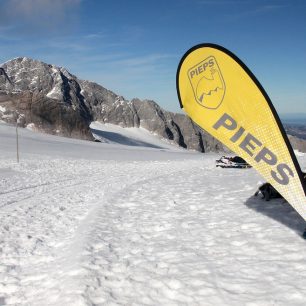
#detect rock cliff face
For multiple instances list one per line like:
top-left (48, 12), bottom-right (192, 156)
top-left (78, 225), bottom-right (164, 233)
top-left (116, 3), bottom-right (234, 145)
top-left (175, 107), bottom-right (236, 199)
top-left (0, 57), bottom-right (226, 152)
top-left (0, 58), bottom-right (93, 140)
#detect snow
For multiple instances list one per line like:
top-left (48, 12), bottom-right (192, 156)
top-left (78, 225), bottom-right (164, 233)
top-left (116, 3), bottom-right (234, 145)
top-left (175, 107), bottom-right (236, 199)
top-left (46, 86), bottom-right (62, 100)
top-left (51, 67), bottom-right (58, 74)
top-left (26, 123), bottom-right (36, 131)
top-left (294, 150), bottom-right (305, 157)
top-left (1, 113), bottom-right (13, 119)
top-left (0, 106), bottom-right (6, 113)
top-left (29, 76), bottom-right (39, 87)
top-left (60, 68), bottom-right (71, 79)
top-left (1, 122), bottom-right (306, 305)
top-left (80, 89), bottom-right (86, 99)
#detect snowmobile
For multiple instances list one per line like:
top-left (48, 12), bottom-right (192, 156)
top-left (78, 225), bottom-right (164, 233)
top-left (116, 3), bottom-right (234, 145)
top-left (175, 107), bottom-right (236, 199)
top-left (216, 156), bottom-right (251, 169)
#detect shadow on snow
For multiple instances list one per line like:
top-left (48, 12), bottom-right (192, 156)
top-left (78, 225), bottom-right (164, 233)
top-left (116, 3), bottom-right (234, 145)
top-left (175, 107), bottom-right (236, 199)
top-left (245, 195), bottom-right (305, 236)
top-left (91, 128), bottom-right (164, 149)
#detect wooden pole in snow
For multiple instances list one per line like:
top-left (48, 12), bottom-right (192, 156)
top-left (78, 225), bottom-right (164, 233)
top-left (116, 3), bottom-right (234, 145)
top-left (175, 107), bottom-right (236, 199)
top-left (16, 116), bottom-right (19, 163)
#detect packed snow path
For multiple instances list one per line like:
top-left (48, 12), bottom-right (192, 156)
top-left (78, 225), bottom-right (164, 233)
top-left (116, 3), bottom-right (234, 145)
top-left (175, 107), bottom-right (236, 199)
top-left (1, 125), bottom-right (306, 305)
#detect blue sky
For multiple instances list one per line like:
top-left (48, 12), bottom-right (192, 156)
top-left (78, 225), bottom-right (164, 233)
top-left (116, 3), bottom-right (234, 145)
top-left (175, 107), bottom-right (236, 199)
top-left (0, 0), bottom-right (305, 114)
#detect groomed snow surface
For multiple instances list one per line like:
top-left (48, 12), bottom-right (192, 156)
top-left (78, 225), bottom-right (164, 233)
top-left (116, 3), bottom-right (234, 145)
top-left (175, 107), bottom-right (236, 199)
top-left (1, 122), bottom-right (306, 306)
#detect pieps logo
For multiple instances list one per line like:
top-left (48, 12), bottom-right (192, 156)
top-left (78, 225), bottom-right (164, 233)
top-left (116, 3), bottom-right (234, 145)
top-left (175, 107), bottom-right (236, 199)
top-left (188, 56), bottom-right (225, 109)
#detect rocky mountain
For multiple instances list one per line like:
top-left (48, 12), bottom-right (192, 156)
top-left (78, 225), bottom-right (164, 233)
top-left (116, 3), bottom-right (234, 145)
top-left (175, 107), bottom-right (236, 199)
top-left (0, 57), bottom-right (305, 153)
top-left (0, 57), bottom-right (225, 152)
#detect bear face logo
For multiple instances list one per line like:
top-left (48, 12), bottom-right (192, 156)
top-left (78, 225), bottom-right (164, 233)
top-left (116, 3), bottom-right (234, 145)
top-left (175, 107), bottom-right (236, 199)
top-left (188, 56), bottom-right (225, 109)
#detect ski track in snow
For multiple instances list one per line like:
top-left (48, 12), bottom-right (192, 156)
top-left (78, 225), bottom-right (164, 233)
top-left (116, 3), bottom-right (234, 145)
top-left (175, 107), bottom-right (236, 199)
top-left (1, 126), bottom-right (306, 305)
top-left (1, 159), bottom-right (306, 305)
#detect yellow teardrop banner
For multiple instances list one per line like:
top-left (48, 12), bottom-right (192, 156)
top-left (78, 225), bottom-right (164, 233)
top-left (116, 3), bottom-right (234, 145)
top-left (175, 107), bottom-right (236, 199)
top-left (177, 43), bottom-right (306, 220)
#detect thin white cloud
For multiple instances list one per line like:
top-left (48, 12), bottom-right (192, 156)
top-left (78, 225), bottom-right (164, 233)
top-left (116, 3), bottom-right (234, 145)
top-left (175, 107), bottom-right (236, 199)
top-left (8, 0), bottom-right (81, 17)
top-left (0, 25), bottom-right (17, 39)
top-left (0, 25), bottom-right (14, 32)
top-left (253, 4), bottom-right (289, 13)
top-left (84, 33), bottom-right (107, 40)
top-left (220, 3), bottom-right (289, 21)
top-left (2, 0), bottom-right (82, 33)
top-left (112, 54), bottom-right (175, 68)
top-left (197, 0), bottom-right (246, 4)
top-left (47, 40), bottom-right (90, 52)
top-left (197, 0), bottom-right (288, 17)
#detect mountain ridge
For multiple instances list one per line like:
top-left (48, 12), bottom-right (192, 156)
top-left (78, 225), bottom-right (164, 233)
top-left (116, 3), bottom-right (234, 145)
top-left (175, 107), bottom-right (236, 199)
top-left (0, 57), bottom-right (305, 153)
top-left (0, 57), bottom-right (225, 152)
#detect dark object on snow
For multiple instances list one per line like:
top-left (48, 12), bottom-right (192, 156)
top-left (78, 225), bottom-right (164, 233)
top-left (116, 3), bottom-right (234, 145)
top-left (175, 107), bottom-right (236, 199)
top-left (254, 183), bottom-right (282, 201)
top-left (216, 156), bottom-right (251, 169)
top-left (302, 229), bottom-right (306, 239)
top-left (255, 172), bottom-right (306, 201)
top-left (231, 156), bottom-right (247, 163)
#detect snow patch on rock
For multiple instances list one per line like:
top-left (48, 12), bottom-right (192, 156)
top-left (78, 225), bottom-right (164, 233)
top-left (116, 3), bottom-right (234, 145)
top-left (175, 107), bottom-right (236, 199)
top-left (46, 86), bottom-right (62, 100)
